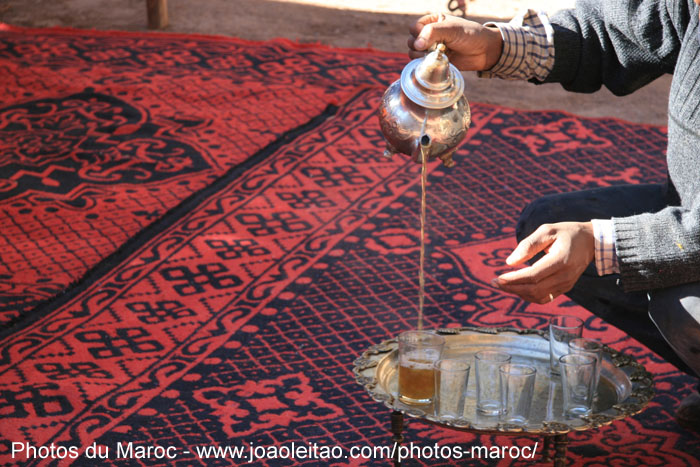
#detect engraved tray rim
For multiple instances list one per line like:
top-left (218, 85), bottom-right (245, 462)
top-left (352, 326), bottom-right (654, 435)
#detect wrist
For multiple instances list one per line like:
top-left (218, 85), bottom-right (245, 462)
top-left (483, 25), bottom-right (504, 70)
top-left (590, 219), bottom-right (619, 275)
top-left (581, 221), bottom-right (595, 263)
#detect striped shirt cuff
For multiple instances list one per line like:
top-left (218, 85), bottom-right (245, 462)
top-left (591, 219), bottom-right (620, 276)
top-left (478, 9), bottom-right (554, 81)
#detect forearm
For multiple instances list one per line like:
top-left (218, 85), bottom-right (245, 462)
top-left (483, 0), bottom-right (686, 94)
top-left (613, 205), bottom-right (700, 291)
top-left (543, 0), bottom-right (684, 94)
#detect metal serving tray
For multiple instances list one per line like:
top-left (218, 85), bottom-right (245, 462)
top-left (353, 327), bottom-right (654, 434)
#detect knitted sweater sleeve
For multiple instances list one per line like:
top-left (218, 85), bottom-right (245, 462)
top-left (613, 201), bottom-right (700, 292)
top-left (541, 0), bottom-right (689, 95)
top-left (543, 0), bottom-right (700, 292)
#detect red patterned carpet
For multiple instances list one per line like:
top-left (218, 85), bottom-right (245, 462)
top-left (0, 25), bottom-right (698, 466)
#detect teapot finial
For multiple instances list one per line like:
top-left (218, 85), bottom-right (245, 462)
top-left (400, 44), bottom-right (464, 110)
top-left (414, 44), bottom-right (450, 92)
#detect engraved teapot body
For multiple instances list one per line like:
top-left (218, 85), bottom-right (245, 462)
top-left (377, 44), bottom-right (471, 167)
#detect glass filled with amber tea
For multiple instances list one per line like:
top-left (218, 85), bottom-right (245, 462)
top-left (398, 331), bottom-right (445, 405)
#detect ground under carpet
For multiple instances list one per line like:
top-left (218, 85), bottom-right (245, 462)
top-left (0, 25), bottom-right (698, 467)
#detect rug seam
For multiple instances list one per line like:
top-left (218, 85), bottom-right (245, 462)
top-left (0, 100), bottom-right (344, 340)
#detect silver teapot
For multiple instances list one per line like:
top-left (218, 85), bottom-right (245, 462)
top-left (377, 44), bottom-right (470, 167)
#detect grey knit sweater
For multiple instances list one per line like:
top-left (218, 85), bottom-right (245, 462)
top-left (544, 0), bottom-right (700, 292)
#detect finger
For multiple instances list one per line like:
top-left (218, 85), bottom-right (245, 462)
top-left (414, 13), bottom-right (455, 51)
top-left (496, 280), bottom-right (558, 304)
top-left (505, 225), bottom-right (555, 266)
top-left (407, 37), bottom-right (425, 51)
top-left (495, 269), bottom-right (558, 292)
top-left (496, 276), bottom-right (569, 304)
top-left (413, 22), bottom-right (436, 51)
top-left (409, 14), bottom-right (441, 37)
top-left (496, 251), bottom-right (562, 285)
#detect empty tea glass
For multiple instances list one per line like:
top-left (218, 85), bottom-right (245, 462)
top-left (568, 338), bottom-right (603, 399)
top-left (434, 358), bottom-right (470, 419)
top-left (549, 315), bottom-right (584, 374)
top-left (475, 350), bottom-right (511, 415)
top-left (499, 363), bottom-right (537, 426)
top-left (559, 353), bottom-right (597, 418)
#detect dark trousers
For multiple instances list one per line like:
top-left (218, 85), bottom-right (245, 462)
top-left (516, 184), bottom-right (695, 375)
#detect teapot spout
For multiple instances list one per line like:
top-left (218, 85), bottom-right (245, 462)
top-left (417, 134), bottom-right (432, 164)
top-left (410, 134), bottom-right (458, 167)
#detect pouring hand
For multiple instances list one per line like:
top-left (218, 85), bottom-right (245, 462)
top-left (491, 222), bottom-right (595, 304)
top-left (408, 14), bottom-right (503, 71)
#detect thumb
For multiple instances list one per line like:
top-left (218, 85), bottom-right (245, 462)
top-left (506, 229), bottom-right (555, 266)
top-left (414, 16), bottom-right (450, 50)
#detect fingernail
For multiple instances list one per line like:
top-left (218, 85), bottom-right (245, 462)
top-left (414, 38), bottom-right (426, 50)
top-left (490, 278), bottom-right (501, 289)
top-left (505, 254), bottom-right (515, 265)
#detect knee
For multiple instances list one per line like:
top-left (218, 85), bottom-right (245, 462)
top-left (515, 195), bottom-right (562, 242)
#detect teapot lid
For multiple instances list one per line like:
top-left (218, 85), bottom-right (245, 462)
top-left (400, 44), bottom-right (465, 110)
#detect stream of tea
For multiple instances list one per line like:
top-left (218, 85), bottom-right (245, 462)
top-left (395, 139), bottom-right (431, 404)
top-left (417, 134), bottom-right (428, 331)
